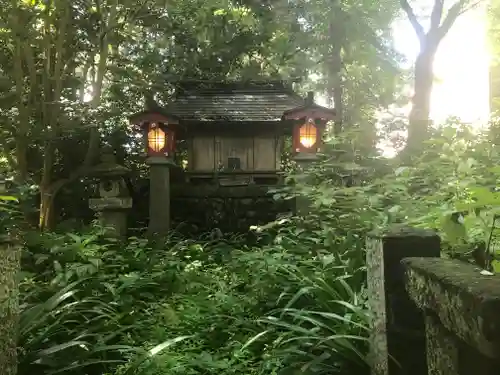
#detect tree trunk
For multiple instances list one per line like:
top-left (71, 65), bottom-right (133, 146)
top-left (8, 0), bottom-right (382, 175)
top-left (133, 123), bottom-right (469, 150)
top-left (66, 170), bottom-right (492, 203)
top-left (406, 47), bottom-right (437, 153)
top-left (38, 1), bottom-right (68, 231)
top-left (331, 41), bottom-right (343, 135)
top-left (329, 17), bottom-right (344, 135)
top-left (39, 1), bottom-right (117, 230)
top-left (333, 74), bottom-right (343, 135)
top-left (12, 24), bottom-right (29, 185)
top-left (399, 0), bottom-right (471, 158)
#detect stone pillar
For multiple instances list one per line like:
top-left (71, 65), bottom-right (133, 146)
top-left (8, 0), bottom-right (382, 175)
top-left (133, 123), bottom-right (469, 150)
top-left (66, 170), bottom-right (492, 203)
top-left (293, 152), bottom-right (318, 215)
top-left (366, 226), bottom-right (441, 375)
top-left (88, 149), bottom-right (132, 239)
top-left (146, 156), bottom-right (173, 237)
top-left (0, 176), bottom-right (20, 375)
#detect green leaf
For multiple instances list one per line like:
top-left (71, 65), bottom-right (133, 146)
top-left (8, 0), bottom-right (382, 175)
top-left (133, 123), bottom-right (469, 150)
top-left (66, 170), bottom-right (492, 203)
top-left (0, 195), bottom-right (18, 201)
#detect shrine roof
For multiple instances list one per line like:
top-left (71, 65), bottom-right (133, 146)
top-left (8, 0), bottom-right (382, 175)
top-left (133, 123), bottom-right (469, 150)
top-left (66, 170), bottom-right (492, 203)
top-left (163, 80), bottom-right (306, 122)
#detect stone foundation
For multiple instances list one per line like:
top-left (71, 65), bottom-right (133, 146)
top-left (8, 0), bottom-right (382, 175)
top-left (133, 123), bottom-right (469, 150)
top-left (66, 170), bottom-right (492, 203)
top-left (170, 184), bottom-right (291, 233)
top-left (128, 181), bottom-right (292, 234)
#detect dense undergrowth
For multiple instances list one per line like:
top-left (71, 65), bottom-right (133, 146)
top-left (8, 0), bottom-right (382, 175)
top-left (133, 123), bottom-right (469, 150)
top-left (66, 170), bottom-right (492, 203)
top-left (18, 223), bottom-right (369, 375)
top-left (8, 121), bottom-right (500, 375)
top-left (290, 121), bottom-right (500, 270)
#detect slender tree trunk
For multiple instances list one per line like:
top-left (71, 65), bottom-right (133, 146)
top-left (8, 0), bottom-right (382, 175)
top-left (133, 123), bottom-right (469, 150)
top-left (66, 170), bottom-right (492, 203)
top-left (39, 0), bottom-right (69, 230)
top-left (12, 20), bottom-right (29, 185)
top-left (332, 71), bottom-right (343, 135)
top-left (331, 41), bottom-right (343, 135)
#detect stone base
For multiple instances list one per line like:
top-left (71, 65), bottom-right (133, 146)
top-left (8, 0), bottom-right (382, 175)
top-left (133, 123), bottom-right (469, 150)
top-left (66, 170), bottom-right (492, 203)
top-left (426, 314), bottom-right (459, 375)
top-left (89, 197), bottom-right (132, 238)
top-left (293, 152), bottom-right (319, 163)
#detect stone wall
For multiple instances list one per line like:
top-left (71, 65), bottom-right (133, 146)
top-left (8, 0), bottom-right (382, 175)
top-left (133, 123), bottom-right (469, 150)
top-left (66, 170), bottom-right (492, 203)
top-left (366, 226), bottom-right (500, 375)
top-left (170, 184), bottom-right (291, 233)
top-left (127, 181), bottom-right (292, 234)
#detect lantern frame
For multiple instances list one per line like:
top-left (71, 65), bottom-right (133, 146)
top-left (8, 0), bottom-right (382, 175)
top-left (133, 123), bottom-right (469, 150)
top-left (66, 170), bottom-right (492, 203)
top-left (144, 122), bottom-right (176, 157)
top-left (283, 101), bottom-right (336, 156)
top-left (293, 118), bottom-right (322, 153)
top-left (283, 91), bottom-right (336, 154)
top-left (129, 111), bottom-right (179, 158)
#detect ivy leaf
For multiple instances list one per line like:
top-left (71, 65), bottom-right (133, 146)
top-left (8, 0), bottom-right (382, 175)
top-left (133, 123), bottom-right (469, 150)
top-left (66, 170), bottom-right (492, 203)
top-left (441, 214), bottom-right (467, 246)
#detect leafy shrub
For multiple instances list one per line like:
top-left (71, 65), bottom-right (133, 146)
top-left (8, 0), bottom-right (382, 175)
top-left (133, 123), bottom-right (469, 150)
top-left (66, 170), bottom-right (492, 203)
top-left (285, 120), bottom-right (500, 270)
top-left (245, 245), bottom-right (370, 375)
top-left (19, 229), bottom-right (194, 375)
top-left (128, 217), bottom-right (370, 375)
top-left (18, 216), bottom-right (370, 375)
top-left (367, 120), bottom-right (500, 270)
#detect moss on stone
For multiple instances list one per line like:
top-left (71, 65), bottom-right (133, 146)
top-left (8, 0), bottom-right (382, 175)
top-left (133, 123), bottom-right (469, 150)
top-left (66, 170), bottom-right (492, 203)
top-left (368, 225), bottom-right (438, 239)
top-left (403, 257), bottom-right (500, 358)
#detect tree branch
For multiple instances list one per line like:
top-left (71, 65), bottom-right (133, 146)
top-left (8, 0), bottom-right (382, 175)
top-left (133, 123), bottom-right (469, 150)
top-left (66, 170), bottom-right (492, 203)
top-left (436, 0), bottom-right (474, 40)
top-left (430, 0), bottom-right (444, 31)
top-left (400, 0), bottom-right (425, 42)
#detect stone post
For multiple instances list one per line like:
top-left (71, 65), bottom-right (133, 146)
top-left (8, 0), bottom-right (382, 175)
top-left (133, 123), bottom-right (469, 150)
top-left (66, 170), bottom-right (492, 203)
top-left (292, 152), bottom-right (318, 215)
top-left (146, 156), bottom-right (173, 237)
top-left (366, 226), bottom-right (441, 375)
top-left (424, 312), bottom-right (460, 375)
top-left (88, 150), bottom-right (132, 239)
top-left (0, 176), bottom-right (20, 375)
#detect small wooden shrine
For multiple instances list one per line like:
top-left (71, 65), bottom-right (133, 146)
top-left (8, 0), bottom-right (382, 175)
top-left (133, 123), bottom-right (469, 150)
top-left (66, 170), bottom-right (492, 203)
top-left (129, 80), bottom-right (336, 234)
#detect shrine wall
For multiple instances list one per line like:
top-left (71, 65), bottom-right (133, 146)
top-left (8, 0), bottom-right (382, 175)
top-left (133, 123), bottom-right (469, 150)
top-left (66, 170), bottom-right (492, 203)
top-left (188, 133), bottom-right (283, 172)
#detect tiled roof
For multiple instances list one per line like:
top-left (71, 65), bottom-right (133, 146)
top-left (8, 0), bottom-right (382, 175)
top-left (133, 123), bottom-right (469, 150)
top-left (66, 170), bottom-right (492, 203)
top-left (163, 81), bottom-right (305, 122)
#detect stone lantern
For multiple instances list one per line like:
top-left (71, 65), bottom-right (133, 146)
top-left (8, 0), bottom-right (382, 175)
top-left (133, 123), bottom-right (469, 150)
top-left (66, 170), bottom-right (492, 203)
top-left (283, 92), bottom-right (336, 160)
top-left (129, 109), bottom-right (179, 237)
top-left (282, 91), bottom-right (336, 215)
top-left (88, 148), bottom-right (132, 239)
